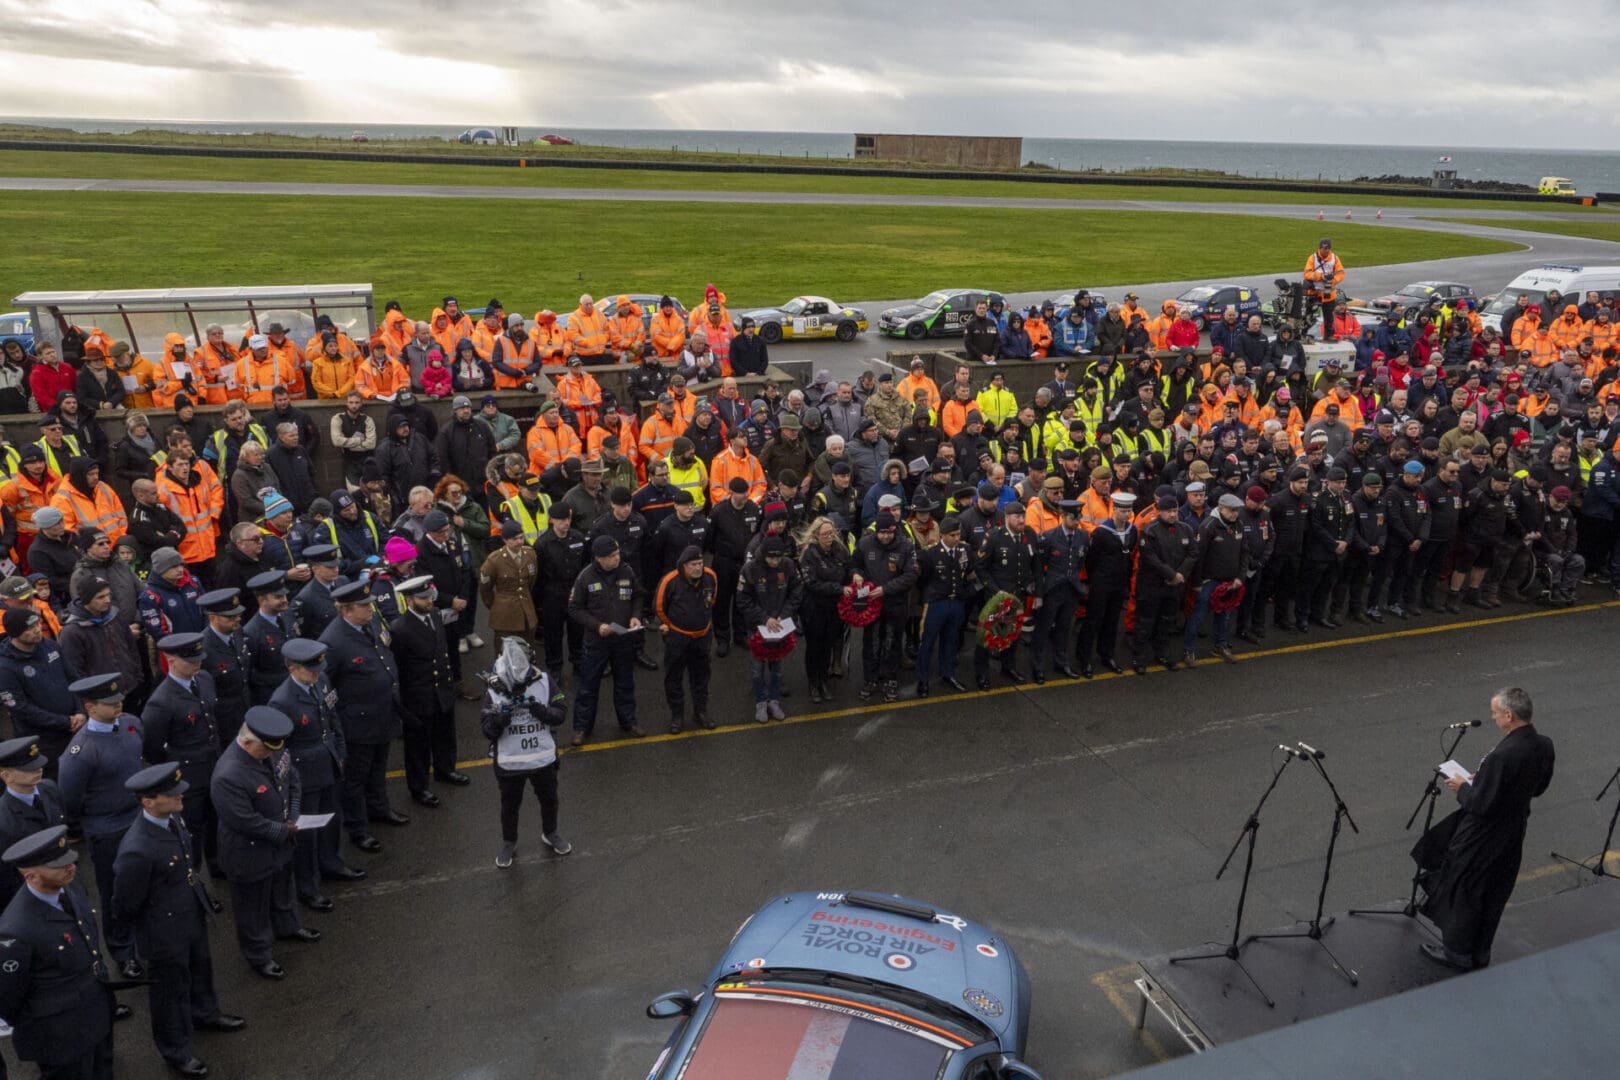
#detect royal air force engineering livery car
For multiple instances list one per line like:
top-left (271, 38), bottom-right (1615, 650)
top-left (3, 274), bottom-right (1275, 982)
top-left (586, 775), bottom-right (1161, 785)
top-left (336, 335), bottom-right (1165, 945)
top-left (880, 290), bottom-right (1007, 340)
top-left (644, 890), bottom-right (1043, 1080)
top-left (736, 296), bottom-right (869, 343)
top-left (1174, 284), bottom-right (1262, 328)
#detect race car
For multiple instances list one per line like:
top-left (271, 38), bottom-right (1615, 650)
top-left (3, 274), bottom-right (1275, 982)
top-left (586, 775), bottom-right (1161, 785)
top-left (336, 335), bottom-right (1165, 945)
top-left (644, 889), bottom-right (1043, 1080)
top-left (0, 312), bottom-right (34, 354)
top-left (879, 289), bottom-right (1007, 340)
top-left (734, 296), bottom-right (868, 343)
top-left (1174, 283), bottom-right (1262, 328)
top-left (1350, 281), bottom-right (1477, 319)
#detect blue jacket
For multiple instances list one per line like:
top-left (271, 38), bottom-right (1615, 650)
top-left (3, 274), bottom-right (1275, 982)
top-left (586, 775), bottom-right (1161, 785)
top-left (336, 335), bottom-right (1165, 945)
top-left (112, 814), bottom-right (212, 961)
top-left (1586, 453), bottom-right (1620, 521)
top-left (321, 510), bottom-right (383, 576)
top-left (137, 574), bottom-right (204, 638)
top-left (998, 325), bottom-right (1033, 360)
top-left (0, 638), bottom-right (79, 758)
top-left (1373, 323), bottom-right (1411, 357)
top-left (1209, 320), bottom-right (1242, 356)
top-left (1051, 317), bottom-right (1093, 357)
top-left (58, 719), bottom-right (143, 837)
top-left (210, 740), bottom-right (299, 883)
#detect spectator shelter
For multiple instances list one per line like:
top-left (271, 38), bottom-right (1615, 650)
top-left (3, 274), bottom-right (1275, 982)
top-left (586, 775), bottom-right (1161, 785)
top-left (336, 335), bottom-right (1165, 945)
top-left (13, 283), bottom-right (376, 361)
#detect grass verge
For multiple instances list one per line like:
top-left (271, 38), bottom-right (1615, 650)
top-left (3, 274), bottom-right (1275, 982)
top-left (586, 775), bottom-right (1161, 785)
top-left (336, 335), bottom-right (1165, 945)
top-left (1429, 217), bottom-right (1620, 243)
top-left (0, 191), bottom-right (1521, 314)
top-left (0, 149), bottom-right (1598, 214)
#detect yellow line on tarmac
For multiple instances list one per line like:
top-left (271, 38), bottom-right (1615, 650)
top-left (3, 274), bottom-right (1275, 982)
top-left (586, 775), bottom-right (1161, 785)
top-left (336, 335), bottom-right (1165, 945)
top-left (1090, 963), bottom-right (1171, 1061)
top-left (388, 600), bottom-right (1619, 777)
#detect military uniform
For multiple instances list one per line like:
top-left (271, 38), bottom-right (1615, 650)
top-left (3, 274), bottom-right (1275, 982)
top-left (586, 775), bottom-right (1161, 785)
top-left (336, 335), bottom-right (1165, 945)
top-left (1134, 515), bottom-right (1196, 669)
top-left (0, 740), bottom-right (67, 912)
top-left (142, 668), bottom-right (223, 877)
top-left (202, 625), bottom-right (252, 752)
top-left (1076, 509), bottom-right (1138, 674)
top-left (319, 596), bottom-right (403, 843)
top-left (58, 685), bottom-right (144, 970)
top-left (534, 525), bottom-right (587, 680)
top-left (973, 523), bottom-right (1035, 685)
top-left (113, 764), bottom-right (236, 1072)
top-left (389, 596), bottom-right (459, 801)
top-left (916, 535), bottom-right (972, 691)
top-left (269, 658), bottom-right (348, 903)
top-left (210, 710), bottom-right (304, 971)
top-left (0, 829), bottom-right (117, 1080)
top-left (1032, 517), bottom-right (1087, 680)
top-left (567, 555), bottom-right (644, 741)
top-left (1300, 482), bottom-right (1354, 625)
top-left (479, 543), bottom-right (539, 638)
top-left (0, 634), bottom-right (80, 776)
top-left (293, 576), bottom-right (341, 639)
top-left (242, 606), bottom-right (299, 707)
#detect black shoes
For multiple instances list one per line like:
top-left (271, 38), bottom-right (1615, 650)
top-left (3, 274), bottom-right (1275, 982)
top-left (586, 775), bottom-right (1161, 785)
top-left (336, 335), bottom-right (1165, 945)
top-left (170, 1057), bottom-right (209, 1078)
top-left (410, 791), bottom-right (441, 809)
top-left (253, 962), bottom-right (285, 980)
top-left (350, 834), bottom-right (382, 853)
top-left (121, 958), bottom-right (144, 980)
top-left (1419, 941), bottom-right (1473, 971)
top-left (916, 682), bottom-right (930, 698)
top-left (1001, 669), bottom-right (1026, 685)
top-left (695, 711), bottom-right (715, 730)
top-left (635, 651), bottom-right (660, 671)
top-left (944, 677), bottom-right (968, 693)
top-left (114, 1002), bottom-right (134, 1021)
top-left (1132, 662), bottom-right (1148, 675)
top-left (1031, 671), bottom-right (1046, 685)
top-left (1081, 665), bottom-right (1094, 679)
top-left (1101, 658), bottom-right (1122, 674)
top-left (279, 928), bottom-right (321, 944)
top-left (301, 895), bottom-right (334, 913)
top-left (322, 865), bottom-right (366, 881)
top-left (975, 677), bottom-right (990, 691)
top-left (434, 771), bottom-right (471, 786)
top-left (369, 810), bottom-right (410, 827)
top-left (715, 639), bottom-right (730, 658)
top-left (199, 1014), bottom-right (246, 1032)
top-left (1056, 665), bottom-right (1080, 679)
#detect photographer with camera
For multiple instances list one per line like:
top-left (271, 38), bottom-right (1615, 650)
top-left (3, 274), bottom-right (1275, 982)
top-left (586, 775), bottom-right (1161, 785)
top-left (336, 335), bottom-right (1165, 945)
top-left (480, 638), bottom-right (571, 870)
top-left (1303, 237), bottom-right (1347, 340)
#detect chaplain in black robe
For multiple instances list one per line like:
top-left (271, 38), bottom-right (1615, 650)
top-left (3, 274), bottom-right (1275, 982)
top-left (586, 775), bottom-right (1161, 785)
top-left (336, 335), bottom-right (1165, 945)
top-left (1416, 687), bottom-right (1554, 969)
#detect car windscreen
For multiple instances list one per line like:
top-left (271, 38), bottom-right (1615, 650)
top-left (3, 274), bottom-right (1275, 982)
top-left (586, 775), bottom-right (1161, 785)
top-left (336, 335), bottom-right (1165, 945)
top-left (1482, 287), bottom-right (1547, 316)
top-left (678, 990), bottom-right (960, 1079)
top-left (779, 299), bottom-right (807, 315)
top-left (917, 291), bottom-right (953, 308)
top-left (1178, 287), bottom-right (1217, 302)
top-left (1396, 285), bottom-right (1437, 299)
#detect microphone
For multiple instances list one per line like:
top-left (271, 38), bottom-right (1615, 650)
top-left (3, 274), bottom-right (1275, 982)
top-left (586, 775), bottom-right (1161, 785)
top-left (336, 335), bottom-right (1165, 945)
top-left (1296, 742), bottom-right (1325, 759)
top-left (1447, 720), bottom-right (1482, 730)
top-left (1276, 744), bottom-right (1303, 758)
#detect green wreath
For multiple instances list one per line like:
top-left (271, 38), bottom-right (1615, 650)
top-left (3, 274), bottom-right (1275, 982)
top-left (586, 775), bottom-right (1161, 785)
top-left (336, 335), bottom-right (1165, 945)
top-left (976, 591), bottom-right (1026, 652)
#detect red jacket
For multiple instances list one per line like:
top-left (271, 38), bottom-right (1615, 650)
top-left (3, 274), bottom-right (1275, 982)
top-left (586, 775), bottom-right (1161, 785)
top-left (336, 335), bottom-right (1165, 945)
top-left (1167, 317), bottom-right (1201, 349)
top-left (29, 361), bottom-right (76, 412)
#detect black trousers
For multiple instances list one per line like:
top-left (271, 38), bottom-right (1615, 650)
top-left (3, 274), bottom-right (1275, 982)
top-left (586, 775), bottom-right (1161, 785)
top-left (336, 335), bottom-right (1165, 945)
top-left (662, 631), bottom-right (712, 719)
top-left (540, 592), bottom-right (582, 677)
top-left (146, 929), bottom-right (222, 1067)
top-left (1378, 543), bottom-right (1416, 607)
top-left (1334, 549), bottom-right (1375, 613)
top-left (1412, 536), bottom-right (1453, 597)
top-left (341, 739), bottom-right (393, 836)
top-left (1077, 583), bottom-right (1126, 665)
top-left (86, 828), bottom-right (135, 961)
top-left (38, 1026), bottom-right (114, 1080)
top-left (402, 703), bottom-right (457, 794)
top-left (861, 609), bottom-right (908, 684)
top-left (1265, 553), bottom-right (1302, 625)
top-left (293, 783), bottom-right (343, 899)
top-left (180, 787), bottom-right (220, 876)
top-left (1299, 556), bottom-right (1341, 620)
top-left (801, 597), bottom-right (839, 686)
top-left (573, 637), bottom-right (637, 736)
top-left (1132, 587), bottom-right (1180, 664)
top-left (1031, 586), bottom-right (1078, 675)
top-left (228, 864), bottom-right (299, 966)
top-left (713, 555), bottom-right (745, 643)
top-left (497, 764), bottom-right (558, 843)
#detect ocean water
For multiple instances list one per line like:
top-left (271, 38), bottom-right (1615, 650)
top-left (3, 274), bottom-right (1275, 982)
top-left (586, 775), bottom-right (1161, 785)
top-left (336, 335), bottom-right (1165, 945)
top-left (6, 117), bottom-right (1619, 192)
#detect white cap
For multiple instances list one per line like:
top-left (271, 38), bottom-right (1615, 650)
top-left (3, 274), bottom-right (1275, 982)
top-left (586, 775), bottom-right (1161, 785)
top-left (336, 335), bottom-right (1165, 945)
top-left (248, 334), bottom-right (269, 349)
top-left (1110, 491), bottom-right (1136, 507)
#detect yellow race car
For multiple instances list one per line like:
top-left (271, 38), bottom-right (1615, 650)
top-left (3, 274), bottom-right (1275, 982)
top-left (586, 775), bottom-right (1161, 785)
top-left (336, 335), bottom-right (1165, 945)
top-left (734, 296), bottom-right (868, 343)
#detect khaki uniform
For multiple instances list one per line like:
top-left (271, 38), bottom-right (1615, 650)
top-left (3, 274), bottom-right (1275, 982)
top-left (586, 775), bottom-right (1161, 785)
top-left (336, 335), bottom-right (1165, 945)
top-left (479, 545), bottom-right (539, 635)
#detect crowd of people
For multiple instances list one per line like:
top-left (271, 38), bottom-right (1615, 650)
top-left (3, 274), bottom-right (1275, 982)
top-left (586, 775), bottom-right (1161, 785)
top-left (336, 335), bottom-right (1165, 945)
top-left (0, 250), bottom-right (1616, 1077)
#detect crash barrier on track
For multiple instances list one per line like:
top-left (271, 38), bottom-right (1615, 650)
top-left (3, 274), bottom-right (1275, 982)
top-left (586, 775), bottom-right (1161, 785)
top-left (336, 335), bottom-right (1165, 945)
top-left (0, 367), bottom-right (795, 503)
top-left (0, 141), bottom-right (1586, 205)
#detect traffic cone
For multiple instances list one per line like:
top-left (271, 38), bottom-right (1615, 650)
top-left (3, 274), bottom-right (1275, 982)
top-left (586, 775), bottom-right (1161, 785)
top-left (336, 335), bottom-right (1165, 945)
top-left (1376, 210), bottom-right (1382, 220)
top-left (1346, 210), bottom-right (1353, 220)
top-left (1318, 210), bottom-right (1324, 220)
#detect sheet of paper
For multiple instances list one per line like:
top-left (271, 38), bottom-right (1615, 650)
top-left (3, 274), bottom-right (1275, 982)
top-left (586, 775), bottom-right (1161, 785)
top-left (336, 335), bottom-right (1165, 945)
top-left (294, 813), bottom-right (334, 829)
top-left (606, 622), bottom-right (643, 636)
top-left (120, 374), bottom-right (141, 391)
top-left (1438, 760), bottom-right (1471, 783)
top-left (758, 617), bottom-right (796, 641)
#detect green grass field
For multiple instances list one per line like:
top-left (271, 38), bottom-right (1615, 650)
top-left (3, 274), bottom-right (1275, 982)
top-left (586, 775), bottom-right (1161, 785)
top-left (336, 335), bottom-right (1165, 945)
top-left (1432, 217), bottom-right (1620, 242)
top-left (0, 149), bottom-right (1599, 214)
top-left (0, 190), bottom-right (1521, 314)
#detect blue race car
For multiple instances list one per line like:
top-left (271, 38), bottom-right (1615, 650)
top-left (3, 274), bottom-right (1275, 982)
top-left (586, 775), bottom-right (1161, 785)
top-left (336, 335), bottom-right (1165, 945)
top-left (645, 890), bottom-right (1043, 1080)
top-left (1174, 284), bottom-right (1262, 329)
top-left (0, 311), bottom-right (34, 354)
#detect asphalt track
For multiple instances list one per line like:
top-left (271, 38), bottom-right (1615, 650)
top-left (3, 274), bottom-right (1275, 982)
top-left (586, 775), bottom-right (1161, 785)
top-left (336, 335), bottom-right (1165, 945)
top-left (69, 596), bottom-right (1620, 1080)
top-left (7, 174), bottom-right (1619, 385)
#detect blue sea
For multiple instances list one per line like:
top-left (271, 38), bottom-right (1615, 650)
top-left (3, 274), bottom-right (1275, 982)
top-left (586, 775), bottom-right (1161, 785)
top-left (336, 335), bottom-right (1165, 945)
top-left (6, 117), bottom-right (1619, 192)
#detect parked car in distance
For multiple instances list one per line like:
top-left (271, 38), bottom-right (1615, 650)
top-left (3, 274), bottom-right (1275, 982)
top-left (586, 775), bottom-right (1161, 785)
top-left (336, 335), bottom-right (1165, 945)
top-left (734, 296), bottom-right (868, 343)
top-left (879, 289), bottom-right (1007, 339)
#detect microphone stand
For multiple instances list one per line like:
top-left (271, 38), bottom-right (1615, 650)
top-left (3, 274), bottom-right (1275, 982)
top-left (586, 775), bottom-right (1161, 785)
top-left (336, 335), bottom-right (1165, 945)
top-left (1348, 724), bottom-right (1471, 932)
top-left (1550, 763), bottom-right (1620, 881)
top-left (1248, 748), bottom-right (1360, 986)
top-left (1168, 751), bottom-right (1296, 1008)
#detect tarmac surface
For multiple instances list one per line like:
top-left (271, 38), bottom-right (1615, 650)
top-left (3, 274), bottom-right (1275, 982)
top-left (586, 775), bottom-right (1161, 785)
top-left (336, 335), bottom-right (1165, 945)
top-left (76, 595), bottom-right (1620, 1080)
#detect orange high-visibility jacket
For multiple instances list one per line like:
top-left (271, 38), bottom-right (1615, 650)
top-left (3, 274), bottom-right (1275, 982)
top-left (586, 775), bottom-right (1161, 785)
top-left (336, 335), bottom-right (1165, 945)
top-left (310, 354), bottom-right (358, 400)
top-left (157, 468), bottom-right (223, 563)
top-left (355, 357), bottom-right (411, 400)
top-left (896, 373), bottom-right (940, 412)
top-left (0, 472), bottom-right (58, 535)
top-left (50, 481), bottom-right (129, 543)
top-left (565, 307), bottom-right (611, 363)
top-left (525, 420), bottom-right (582, 475)
top-left (609, 305), bottom-right (646, 357)
top-left (1303, 251), bottom-right (1345, 301)
top-left (489, 336), bottom-right (539, 390)
top-left (649, 311), bottom-right (686, 358)
top-left (530, 320), bottom-right (569, 367)
top-left (708, 448), bottom-right (765, 505)
top-left (189, 342), bottom-right (239, 405)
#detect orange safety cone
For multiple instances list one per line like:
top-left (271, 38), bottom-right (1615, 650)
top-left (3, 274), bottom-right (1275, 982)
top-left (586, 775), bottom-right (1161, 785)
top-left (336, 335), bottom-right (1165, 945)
top-left (1376, 210), bottom-right (1382, 220)
top-left (1346, 210), bottom-right (1353, 219)
top-left (1318, 210), bottom-right (1324, 220)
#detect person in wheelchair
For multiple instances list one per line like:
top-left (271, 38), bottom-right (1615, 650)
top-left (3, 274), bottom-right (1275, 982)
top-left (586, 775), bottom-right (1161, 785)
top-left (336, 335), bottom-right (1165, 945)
top-left (1537, 484), bottom-right (1585, 606)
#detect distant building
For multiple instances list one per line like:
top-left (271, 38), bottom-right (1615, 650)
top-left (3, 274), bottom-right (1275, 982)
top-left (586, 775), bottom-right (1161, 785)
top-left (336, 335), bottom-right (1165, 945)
top-left (854, 133), bottom-right (1022, 169)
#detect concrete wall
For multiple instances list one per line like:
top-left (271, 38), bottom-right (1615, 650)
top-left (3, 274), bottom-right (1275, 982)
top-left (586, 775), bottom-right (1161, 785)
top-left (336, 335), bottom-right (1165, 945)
top-left (854, 134), bottom-right (1023, 169)
top-left (4, 366), bottom-right (795, 501)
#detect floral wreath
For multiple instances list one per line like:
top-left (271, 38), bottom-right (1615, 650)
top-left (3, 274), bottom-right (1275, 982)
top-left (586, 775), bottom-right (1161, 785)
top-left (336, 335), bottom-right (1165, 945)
top-left (976, 591), bottom-right (1026, 652)
top-left (747, 629), bottom-right (797, 661)
top-left (838, 587), bottom-right (883, 627)
top-left (1210, 580), bottom-right (1245, 614)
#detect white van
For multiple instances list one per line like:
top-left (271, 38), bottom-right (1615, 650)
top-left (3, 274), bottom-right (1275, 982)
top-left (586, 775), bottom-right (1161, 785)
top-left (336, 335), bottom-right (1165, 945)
top-left (1478, 264), bottom-right (1620, 331)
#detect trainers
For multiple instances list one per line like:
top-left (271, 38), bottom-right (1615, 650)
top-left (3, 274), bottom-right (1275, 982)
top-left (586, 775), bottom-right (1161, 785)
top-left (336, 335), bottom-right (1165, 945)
top-left (495, 842), bottom-right (515, 869)
top-left (1216, 645), bottom-right (1237, 664)
top-left (458, 638), bottom-right (469, 654)
top-left (858, 681), bottom-right (877, 701)
top-left (883, 680), bottom-right (899, 702)
top-left (1183, 649), bottom-right (1198, 666)
top-left (466, 634), bottom-right (485, 648)
top-left (755, 701), bottom-right (769, 723)
top-left (542, 833), bottom-right (572, 856)
top-left (766, 700), bottom-right (785, 721)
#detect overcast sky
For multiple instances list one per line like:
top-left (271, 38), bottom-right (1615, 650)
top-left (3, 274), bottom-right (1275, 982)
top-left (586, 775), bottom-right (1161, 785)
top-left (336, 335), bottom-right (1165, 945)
top-left (4, 0), bottom-right (1618, 149)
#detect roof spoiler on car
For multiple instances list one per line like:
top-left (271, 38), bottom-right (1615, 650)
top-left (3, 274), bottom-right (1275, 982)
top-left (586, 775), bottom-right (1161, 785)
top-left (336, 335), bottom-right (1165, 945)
top-left (843, 891), bottom-right (938, 921)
